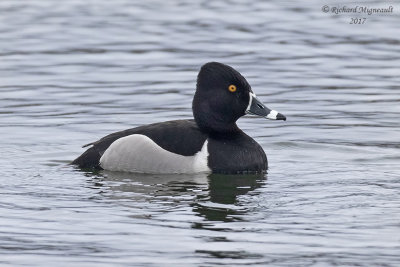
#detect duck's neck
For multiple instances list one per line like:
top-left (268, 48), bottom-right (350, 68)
top-left (192, 91), bottom-right (242, 136)
top-left (194, 113), bottom-right (241, 136)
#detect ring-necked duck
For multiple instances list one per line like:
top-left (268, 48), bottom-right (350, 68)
top-left (72, 62), bottom-right (286, 174)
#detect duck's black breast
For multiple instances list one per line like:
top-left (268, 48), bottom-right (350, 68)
top-left (72, 120), bottom-right (208, 168)
top-left (207, 132), bottom-right (268, 174)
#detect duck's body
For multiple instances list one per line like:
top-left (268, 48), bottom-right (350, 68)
top-left (72, 119), bottom-right (267, 174)
top-left (72, 62), bottom-right (285, 174)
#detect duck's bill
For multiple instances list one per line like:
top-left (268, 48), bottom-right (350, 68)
top-left (245, 93), bottom-right (286, 121)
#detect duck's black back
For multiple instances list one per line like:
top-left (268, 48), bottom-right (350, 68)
top-left (72, 120), bottom-right (207, 168)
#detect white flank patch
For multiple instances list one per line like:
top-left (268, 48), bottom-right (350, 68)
top-left (266, 110), bottom-right (278, 120)
top-left (100, 134), bottom-right (211, 174)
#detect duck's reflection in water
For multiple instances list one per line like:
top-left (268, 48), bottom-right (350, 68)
top-left (193, 174), bottom-right (266, 223)
top-left (84, 170), bottom-right (266, 223)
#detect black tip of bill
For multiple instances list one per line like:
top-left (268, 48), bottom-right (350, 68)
top-left (276, 113), bottom-right (286, 121)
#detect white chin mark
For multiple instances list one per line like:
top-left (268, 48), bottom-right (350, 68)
top-left (266, 110), bottom-right (278, 120)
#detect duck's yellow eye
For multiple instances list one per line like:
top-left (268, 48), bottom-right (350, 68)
top-left (228, 85), bottom-right (237, 92)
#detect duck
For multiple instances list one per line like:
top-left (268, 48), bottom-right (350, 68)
top-left (72, 62), bottom-right (286, 174)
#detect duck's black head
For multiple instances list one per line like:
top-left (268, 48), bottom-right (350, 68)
top-left (192, 62), bottom-right (286, 134)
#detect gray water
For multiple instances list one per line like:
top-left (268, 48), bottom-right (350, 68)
top-left (1, 0), bottom-right (400, 266)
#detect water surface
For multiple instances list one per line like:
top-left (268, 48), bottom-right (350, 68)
top-left (1, 0), bottom-right (399, 266)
